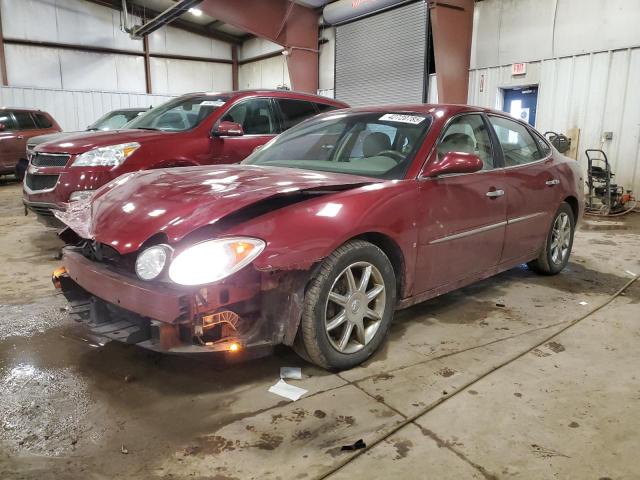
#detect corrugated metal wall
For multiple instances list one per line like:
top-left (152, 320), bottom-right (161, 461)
top-left (468, 0), bottom-right (640, 196)
top-left (1, 0), bottom-right (233, 96)
top-left (468, 49), bottom-right (640, 195)
top-left (0, 86), bottom-right (173, 131)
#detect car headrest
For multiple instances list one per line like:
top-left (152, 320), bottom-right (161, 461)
top-left (363, 132), bottom-right (392, 157)
top-left (438, 133), bottom-right (475, 155)
top-left (245, 113), bottom-right (270, 134)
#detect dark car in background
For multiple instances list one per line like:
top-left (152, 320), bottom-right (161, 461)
top-left (23, 90), bottom-right (347, 226)
top-left (0, 108), bottom-right (61, 179)
top-left (18, 108), bottom-right (149, 181)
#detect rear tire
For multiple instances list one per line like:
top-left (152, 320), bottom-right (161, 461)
top-left (296, 240), bottom-right (396, 370)
top-left (528, 202), bottom-right (575, 275)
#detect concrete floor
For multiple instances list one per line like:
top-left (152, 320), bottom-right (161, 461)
top-left (0, 178), bottom-right (639, 480)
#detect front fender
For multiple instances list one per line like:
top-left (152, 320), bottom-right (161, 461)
top-left (225, 181), bottom-right (420, 291)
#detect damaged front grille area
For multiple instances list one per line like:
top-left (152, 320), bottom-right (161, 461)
top-left (78, 240), bottom-right (136, 274)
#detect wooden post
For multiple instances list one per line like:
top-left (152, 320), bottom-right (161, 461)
top-left (231, 45), bottom-right (239, 90)
top-left (0, 3), bottom-right (8, 86)
top-left (143, 35), bottom-right (152, 94)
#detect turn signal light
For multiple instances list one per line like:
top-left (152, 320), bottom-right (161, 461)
top-left (229, 342), bottom-right (240, 352)
top-left (52, 266), bottom-right (67, 289)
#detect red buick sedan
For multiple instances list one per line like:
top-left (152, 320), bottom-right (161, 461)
top-left (54, 105), bottom-right (583, 370)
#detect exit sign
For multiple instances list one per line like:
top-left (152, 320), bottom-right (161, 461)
top-left (512, 63), bottom-right (527, 75)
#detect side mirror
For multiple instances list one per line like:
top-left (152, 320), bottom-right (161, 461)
top-left (212, 121), bottom-right (244, 137)
top-left (422, 152), bottom-right (483, 178)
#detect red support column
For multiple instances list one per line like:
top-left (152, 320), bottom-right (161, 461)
top-left (231, 45), bottom-right (239, 90)
top-left (429, 0), bottom-right (474, 104)
top-left (200, 0), bottom-right (319, 93)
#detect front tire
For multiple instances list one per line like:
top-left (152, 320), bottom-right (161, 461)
top-left (296, 240), bottom-right (396, 370)
top-left (528, 202), bottom-right (575, 275)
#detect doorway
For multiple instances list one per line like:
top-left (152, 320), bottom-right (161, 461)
top-left (502, 86), bottom-right (538, 126)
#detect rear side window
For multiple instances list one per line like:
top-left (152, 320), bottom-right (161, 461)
top-left (14, 111), bottom-right (37, 130)
top-left (0, 111), bottom-right (16, 130)
top-left (316, 103), bottom-right (339, 113)
top-left (34, 113), bottom-right (53, 128)
top-left (488, 115), bottom-right (543, 167)
top-left (277, 99), bottom-right (318, 130)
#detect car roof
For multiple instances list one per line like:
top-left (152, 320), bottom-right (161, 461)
top-left (113, 107), bottom-right (149, 112)
top-left (335, 103), bottom-right (509, 117)
top-left (0, 107), bottom-right (47, 113)
top-left (179, 89), bottom-right (348, 107)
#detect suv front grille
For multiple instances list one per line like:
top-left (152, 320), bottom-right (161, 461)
top-left (25, 173), bottom-right (59, 191)
top-left (31, 153), bottom-right (70, 167)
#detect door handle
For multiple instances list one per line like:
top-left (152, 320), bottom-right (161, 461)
top-left (17, 135), bottom-right (25, 139)
top-left (545, 179), bottom-right (560, 186)
top-left (486, 189), bottom-right (505, 198)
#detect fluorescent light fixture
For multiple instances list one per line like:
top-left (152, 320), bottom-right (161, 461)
top-left (188, 7), bottom-right (202, 16)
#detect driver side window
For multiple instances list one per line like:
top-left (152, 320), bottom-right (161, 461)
top-left (222, 99), bottom-right (277, 135)
top-left (437, 114), bottom-right (494, 170)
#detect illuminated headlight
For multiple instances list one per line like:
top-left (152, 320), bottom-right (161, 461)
top-left (135, 244), bottom-right (172, 281)
top-left (168, 237), bottom-right (265, 286)
top-left (69, 190), bottom-right (95, 202)
top-left (72, 142), bottom-right (140, 168)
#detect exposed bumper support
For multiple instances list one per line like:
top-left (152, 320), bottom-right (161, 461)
top-left (62, 248), bottom-right (189, 323)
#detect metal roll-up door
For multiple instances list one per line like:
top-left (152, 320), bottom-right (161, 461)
top-left (335, 1), bottom-right (427, 107)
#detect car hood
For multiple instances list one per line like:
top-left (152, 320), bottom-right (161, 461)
top-left (28, 132), bottom-right (82, 147)
top-left (35, 129), bottom-right (169, 154)
top-left (56, 164), bottom-right (378, 255)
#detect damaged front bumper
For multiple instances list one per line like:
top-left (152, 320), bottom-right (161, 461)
top-left (55, 247), bottom-right (309, 357)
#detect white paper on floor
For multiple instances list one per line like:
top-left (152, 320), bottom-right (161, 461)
top-left (268, 379), bottom-right (307, 401)
top-left (625, 270), bottom-right (637, 277)
top-left (280, 366), bottom-right (303, 380)
top-left (579, 301), bottom-right (589, 306)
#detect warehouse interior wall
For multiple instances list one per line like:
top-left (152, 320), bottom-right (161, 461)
top-left (468, 0), bottom-right (640, 196)
top-left (237, 37), bottom-right (290, 91)
top-left (0, 0), bottom-right (233, 96)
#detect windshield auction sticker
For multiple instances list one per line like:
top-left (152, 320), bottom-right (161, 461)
top-left (379, 113), bottom-right (426, 124)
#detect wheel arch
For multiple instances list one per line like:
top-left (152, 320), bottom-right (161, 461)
top-left (350, 231), bottom-right (406, 301)
top-left (563, 195), bottom-right (579, 220)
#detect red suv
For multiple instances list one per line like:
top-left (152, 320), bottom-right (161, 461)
top-left (0, 108), bottom-right (61, 177)
top-left (23, 90), bottom-right (347, 226)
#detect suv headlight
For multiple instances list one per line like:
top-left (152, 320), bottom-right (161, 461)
top-left (69, 190), bottom-right (95, 202)
top-left (72, 142), bottom-right (140, 168)
top-left (168, 237), bottom-right (265, 286)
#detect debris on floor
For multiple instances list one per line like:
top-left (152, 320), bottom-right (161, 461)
top-left (268, 379), bottom-right (307, 401)
top-left (341, 439), bottom-right (366, 451)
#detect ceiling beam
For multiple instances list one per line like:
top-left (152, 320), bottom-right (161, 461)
top-left (83, 0), bottom-right (245, 45)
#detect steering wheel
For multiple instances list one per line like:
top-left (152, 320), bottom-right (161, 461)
top-left (377, 150), bottom-right (405, 164)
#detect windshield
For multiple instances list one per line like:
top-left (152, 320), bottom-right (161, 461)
top-left (88, 109), bottom-right (146, 131)
top-left (243, 112), bottom-right (432, 179)
top-left (126, 95), bottom-right (229, 132)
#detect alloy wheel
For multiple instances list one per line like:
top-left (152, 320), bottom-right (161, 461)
top-left (324, 261), bottom-right (386, 354)
top-left (551, 212), bottom-right (571, 264)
